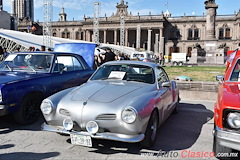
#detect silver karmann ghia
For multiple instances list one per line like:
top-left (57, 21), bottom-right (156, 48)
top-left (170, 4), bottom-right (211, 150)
top-left (41, 61), bottom-right (180, 148)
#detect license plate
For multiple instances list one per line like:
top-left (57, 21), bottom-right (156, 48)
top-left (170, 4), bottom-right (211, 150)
top-left (70, 134), bottom-right (92, 147)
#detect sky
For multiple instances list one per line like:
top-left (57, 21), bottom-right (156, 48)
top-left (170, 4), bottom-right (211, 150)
top-left (2, 0), bottom-right (240, 22)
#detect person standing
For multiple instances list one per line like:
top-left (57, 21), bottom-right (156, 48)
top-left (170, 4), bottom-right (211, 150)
top-left (159, 53), bottom-right (163, 65)
top-left (102, 48), bottom-right (117, 63)
top-left (3, 48), bottom-right (9, 58)
top-left (0, 46), bottom-right (4, 62)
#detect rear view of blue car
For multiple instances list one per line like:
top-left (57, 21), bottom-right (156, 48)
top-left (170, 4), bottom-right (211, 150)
top-left (0, 52), bottom-right (94, 125)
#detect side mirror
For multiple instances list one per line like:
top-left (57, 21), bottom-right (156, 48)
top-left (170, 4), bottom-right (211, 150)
top-left (216, 75), bottom-right (224, 83)
top-left (162, 81), bottom-right (171, 87)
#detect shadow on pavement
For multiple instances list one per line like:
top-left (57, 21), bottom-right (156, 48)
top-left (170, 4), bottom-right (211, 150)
top-left (0, 114), bottom-right (45, 134)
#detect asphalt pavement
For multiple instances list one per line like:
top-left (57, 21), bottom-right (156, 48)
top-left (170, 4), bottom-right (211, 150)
top-left (0, 99), bottom-right (217, 160)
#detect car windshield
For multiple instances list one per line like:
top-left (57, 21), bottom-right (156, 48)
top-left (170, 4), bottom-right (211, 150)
top-left (0, 53), bottom-right (54, 73)
top-left (229, 59), bottom-right (240, 81)
top-left (91, 64), bottom-right (155, 84)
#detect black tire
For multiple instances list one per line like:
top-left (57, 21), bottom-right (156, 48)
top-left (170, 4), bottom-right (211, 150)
top-left (13, 93), bottom-right (43, 125)
top-left (172, 61), bottom-right (178, 66)
top-left (140, 111), bottom-right (158, 148)
top-left (178, 61), bottom-right (183, 66)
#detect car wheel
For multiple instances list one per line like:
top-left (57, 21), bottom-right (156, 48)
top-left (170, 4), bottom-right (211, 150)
top-left (172, 61), bottom-right (178, 66)
top-left (213, 125), bottom-right (233, 160)
top-left (13, 93), bottom-right (43, 125)
top-left (178, 61), bottom-right (183, 66)
top-left (140, 111), bottom-right (158, 148)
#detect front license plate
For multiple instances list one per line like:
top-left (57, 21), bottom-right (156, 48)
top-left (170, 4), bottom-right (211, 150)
top-left (70, 134), bottom-right (92, 147)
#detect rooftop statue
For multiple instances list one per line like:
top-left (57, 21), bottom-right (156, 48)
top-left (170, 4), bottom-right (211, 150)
top-left (204, 0), bottom-right (215, 5)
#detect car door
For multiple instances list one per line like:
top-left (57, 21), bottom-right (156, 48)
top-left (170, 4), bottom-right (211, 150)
top-left (155, 67), bottom-right (173, 121)
top-left (50, 55), bottom-right (88, 94)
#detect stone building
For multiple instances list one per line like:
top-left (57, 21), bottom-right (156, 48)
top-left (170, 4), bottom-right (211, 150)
top-left (18, 0), bottom-right (240, 63)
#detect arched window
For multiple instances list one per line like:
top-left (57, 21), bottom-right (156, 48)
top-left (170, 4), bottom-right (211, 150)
top-left (53, 32), bottom-right (56, 37)
top-left (62, 32), bottom-right (65, 38)
top-left (76, 32), bottom-right (80, 40)
top-left (67, 32), bottom-right (70, 39)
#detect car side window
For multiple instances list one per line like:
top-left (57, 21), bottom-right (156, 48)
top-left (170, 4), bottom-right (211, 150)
top-left (53, 56), bottom-right (84, 72)
top-left (155, 67), bottom-right (169, 84)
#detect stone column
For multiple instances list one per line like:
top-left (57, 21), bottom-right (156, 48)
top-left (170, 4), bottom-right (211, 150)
top-left (86, 30), bottom-right (91, 41)
top-left (205, 1), bottom-right (218, 40)
top-left (83, 30), bottom-right (86, 41)
top-left (103, 30), bottom-right (107, 43)
top-left (114, 29), bottom-right (117, 45)
top-left (159, 27), bottom-right (164, 54)
top-left (147, 29), bottom-right (152, 52)
top-left (125, 28), bottom-right (128, 46)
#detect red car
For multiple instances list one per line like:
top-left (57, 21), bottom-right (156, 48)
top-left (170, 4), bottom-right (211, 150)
top-left (213, 50), bottom-right (240, 158)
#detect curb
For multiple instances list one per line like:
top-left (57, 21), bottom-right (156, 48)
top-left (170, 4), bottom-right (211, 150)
top-left (176, 81), bottom-right (218, 101)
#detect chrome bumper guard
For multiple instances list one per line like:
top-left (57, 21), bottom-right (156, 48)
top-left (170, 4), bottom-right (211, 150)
top-left (214, 125), bottom-right (240, 151)
top-left (41, 122), bottom-right (145, 143)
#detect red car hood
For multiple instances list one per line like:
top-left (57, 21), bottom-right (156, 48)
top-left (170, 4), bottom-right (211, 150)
top-left (222, 83), bottom-right (240, 109)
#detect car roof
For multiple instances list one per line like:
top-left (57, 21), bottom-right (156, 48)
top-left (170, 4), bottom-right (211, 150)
top-left (102, 60), bottom-right (159, 68)
top-left (12, 51), bottom-right (81, 56)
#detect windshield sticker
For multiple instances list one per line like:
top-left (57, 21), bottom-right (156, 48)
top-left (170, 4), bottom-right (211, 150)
top-left (108, 71), bottom-right (126, 80)
top-left (5, 55), bottom-right (17, 61)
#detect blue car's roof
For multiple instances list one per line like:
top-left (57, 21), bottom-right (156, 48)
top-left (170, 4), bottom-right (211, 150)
top-left (12, 51), bottom-right (79, 56)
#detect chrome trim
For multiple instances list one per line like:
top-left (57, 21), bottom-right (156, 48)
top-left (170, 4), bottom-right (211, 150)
top-left (214, 125), bottom-right (240, 151)
top-left (96, 114), bottom-right (116, 120)
top-left (42, 122), bottom-right (144, 143)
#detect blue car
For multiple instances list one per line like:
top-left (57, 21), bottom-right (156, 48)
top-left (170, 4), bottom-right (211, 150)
top-left (0, 52), bottom-right (95, 125)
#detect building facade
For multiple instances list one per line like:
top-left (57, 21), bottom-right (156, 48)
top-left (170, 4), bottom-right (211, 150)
top-left (12, 0), bottom-right (34, 21)
top-left (18, 0), bottom-right (240, 63)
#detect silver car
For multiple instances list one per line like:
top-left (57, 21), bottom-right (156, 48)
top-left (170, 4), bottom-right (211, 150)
top-left (41, 61), bottom-right (179, 148)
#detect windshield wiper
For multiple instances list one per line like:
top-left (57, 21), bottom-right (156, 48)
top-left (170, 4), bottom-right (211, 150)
top-left (5, 64), bottom-right (13, 72)
top-left (25, 63), bottom-right (37, 73)
top-left (126, 79), bottom-right (145, 82)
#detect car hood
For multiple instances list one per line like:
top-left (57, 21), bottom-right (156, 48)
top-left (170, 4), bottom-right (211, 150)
top-left (222, 83), bottom-right (240, 108)
top-left (0, 71), bottom-right (46, 84)
top-left (71, 80), bottom-right (144, 103)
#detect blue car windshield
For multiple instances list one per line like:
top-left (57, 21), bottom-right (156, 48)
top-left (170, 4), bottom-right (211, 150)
top-left (0, 53), bottom-right (54, 73)
top-left (90, 64), bottom-right (155, 84)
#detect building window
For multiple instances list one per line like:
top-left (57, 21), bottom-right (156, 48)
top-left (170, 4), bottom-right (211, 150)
top-left (188, 28), bottom-right (199, 40)
top-left (169, 47), bottom-right (180, 56)
top-left (219, 27), bottom-right (231, 40)
top-left (53, 32), bottom-right (56, 37)
top-left (169, 27), bottom-right (181, 40)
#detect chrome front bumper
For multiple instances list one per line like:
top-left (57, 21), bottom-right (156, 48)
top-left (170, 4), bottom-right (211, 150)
top-left (42, 122), bottom-right (145, 143)
top-left (214, 126), bottom-right (240, 151)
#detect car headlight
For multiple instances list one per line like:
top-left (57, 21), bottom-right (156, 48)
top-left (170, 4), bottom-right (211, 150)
top-left (86, 121), bottom-right (99, 134)
top-left (40, 100), bottom-right (53, 115)
top-left (122, 107), bottom-right (137, 124)
top-left (63, 118), bottom-right (74, 130)
top-left (227, 112), bottom-right (240, 129)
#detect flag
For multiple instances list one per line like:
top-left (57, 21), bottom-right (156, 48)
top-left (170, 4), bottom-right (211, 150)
top-left (165, 2), bottom-right (168, 6)
top-left (226, 49), bottom-right (238, 64)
